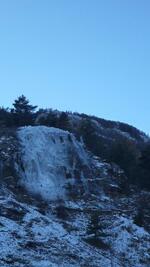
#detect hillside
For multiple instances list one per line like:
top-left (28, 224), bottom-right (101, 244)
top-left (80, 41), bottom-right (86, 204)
top-left (0, 96), bottom-right (150, 266)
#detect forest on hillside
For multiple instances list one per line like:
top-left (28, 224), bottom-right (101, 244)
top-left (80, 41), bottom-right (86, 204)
top-left (0, 95), bottom-right (150, 191)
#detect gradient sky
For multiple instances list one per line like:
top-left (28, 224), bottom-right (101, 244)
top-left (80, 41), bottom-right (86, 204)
top-left (0, 0), bottom-right (150, 134)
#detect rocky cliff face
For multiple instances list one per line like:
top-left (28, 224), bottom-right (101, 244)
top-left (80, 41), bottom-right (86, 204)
top-left (0, 126), bottom-right (149, 267)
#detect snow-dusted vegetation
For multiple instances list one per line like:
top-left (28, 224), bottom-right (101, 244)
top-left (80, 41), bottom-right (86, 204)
top-left (0, 97), bottom-right (150, 266)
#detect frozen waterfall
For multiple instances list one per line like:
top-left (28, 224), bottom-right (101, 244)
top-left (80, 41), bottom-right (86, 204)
top-left (17, 126), bottom-right (89, 200)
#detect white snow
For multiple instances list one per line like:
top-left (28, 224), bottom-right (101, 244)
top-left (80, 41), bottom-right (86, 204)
top-left (107, 216), bottom-right (150, 266)
top-left (17, 126), bottom-right (89, 201)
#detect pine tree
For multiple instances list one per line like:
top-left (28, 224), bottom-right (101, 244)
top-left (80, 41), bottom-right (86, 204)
top-left (58, 112), bottom-right (70, 131)
top-left (78, 118), bottom-right (105, 157)
top-left (140, 144), bottom-right (150, 171)
top-left (138, 144), bottom-right (150, 189)
top-left (11, 95), bottom-right (37, 126)
top-left (12, 95), bottom-right (37, 114)
top-left (0, 107), bottom-right (14, 127)
top-left (86, 212), bottom-right (109, 250)
top-left (109, 139), bottom-right (138, 180)
top-left (45, 111), bottom-right (58, 127)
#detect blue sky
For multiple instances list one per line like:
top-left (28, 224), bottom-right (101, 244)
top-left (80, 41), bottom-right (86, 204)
top-left (0, 0), bottom-right (150, 133)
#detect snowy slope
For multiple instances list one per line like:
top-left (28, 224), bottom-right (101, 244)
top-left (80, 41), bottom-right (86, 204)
top-left (0, 126), bottom-right (149, 267)
top-left (0, 183), bottom-right (149, 267)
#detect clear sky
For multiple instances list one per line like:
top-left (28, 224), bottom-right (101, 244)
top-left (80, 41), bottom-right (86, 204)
top-left (0, 0), bottom-right (150, 134)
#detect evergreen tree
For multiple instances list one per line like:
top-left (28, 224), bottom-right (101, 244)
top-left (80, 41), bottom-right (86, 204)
top-left (58, 112), bottom-right (70, 131)
top-left (12, 95), bottom-right (37, 114)
top-left (45, 111), bottom-right (58, 127)
top-left (138, 144), bottom-right (150, 189)
top-left (109, 139), bottom-right (138, 181)
top-left (11, 95), bottom-right (37, 126)
top-left (78, 118), bottom-right (95, 148)
top-left (140, 144), bottom-right (150, 171)
top-left (0, 107), bottom-right (14, 127)
top-left (78, 118), bottom-right (105, 157)
top-left (86, 212), bottom-right (109, 250)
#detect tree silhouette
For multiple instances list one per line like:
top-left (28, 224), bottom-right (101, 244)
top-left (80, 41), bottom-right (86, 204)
top-left (12, 95), bottom-right (37, 126)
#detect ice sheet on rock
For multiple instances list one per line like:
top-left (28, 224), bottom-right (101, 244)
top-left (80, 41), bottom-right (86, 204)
top-left (17, 126), bottom-right (89, 200)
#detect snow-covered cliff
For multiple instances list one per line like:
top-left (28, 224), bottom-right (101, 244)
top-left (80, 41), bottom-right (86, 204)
top-left (17, 126), bottom-right (90, 200)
